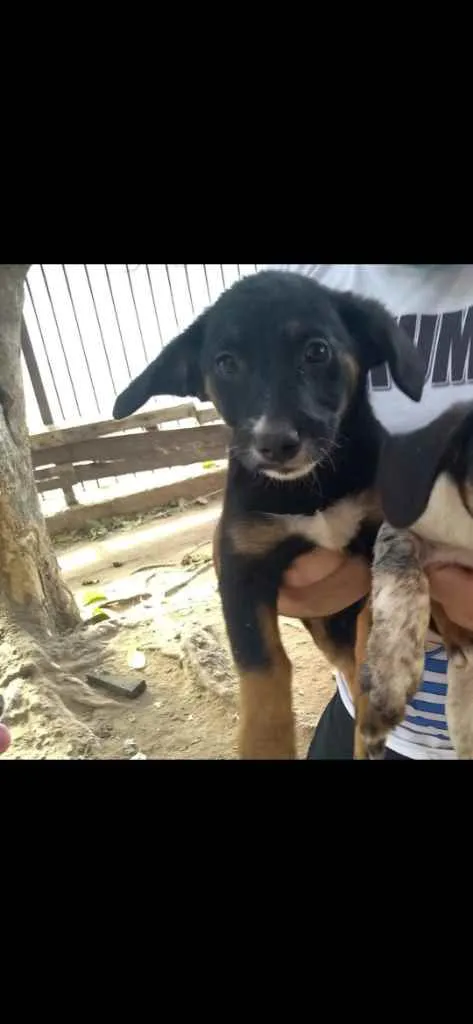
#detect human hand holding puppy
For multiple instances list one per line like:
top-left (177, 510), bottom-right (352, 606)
top-left (279, 550), bottom-right (473, 631)
top-left (278, 550), bottom-right (370, 618)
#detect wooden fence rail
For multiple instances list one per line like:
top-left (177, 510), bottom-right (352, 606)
top-left (29, 403), bottom-right (220, 450)
top-left (30, 402), bottom-right (229, 533)
top-left (32, 424), bottom-right (229, 491)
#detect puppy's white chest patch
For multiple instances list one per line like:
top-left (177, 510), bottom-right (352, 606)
top-left (414, 473), bottom-right (473, 551)
top-left (273, 491), bottom-right (373, 551)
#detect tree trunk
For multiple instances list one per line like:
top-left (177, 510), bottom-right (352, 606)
top-left (0, 265), bottom-right (79, 634)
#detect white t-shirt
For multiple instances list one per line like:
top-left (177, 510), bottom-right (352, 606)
top-left (268, 264), bottom-right (473, 759)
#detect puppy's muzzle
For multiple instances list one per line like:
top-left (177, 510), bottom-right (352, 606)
top-left (253, 422), bottom-right (301, 466)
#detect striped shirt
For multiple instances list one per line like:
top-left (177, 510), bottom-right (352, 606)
top-left (267, 264), bottom-right (473, 758)
top-left (337, 633), bottom-right (454, 759)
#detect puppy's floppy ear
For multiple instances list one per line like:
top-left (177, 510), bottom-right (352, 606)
top-left (334, 290), bottom-right (425, 402)
top-left (113, 313), bottom-right (208, 419)
top-left (379, 402), bottom-right (473, 528)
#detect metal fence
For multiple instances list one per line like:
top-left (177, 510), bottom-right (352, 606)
top-left (23, 265), bottom-right (260, 431)
top-left (23, 265), bottom-right (260, 515)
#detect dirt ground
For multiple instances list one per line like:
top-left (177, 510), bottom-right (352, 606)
top-left (2, 498), bottom-right (335, 759)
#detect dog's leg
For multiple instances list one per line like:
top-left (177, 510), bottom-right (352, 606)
top-left (431, 604), bottom-right (473, 759)
top-left (216, 518), bottom-right (315, 759)
top-left (352, 603), bottom-right (375, 760)
top-left (239, 604), bottom-right (294, 760)
top-left (345, 601), bottom-right (400, 760)
top-left (357, 523), bottom-right (431, 759)
top-left (353, 602), bottom-right (401, 760)
top-left (219, 556), bottom-right (295, 760)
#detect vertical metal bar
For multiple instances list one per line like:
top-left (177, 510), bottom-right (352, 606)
top-left (40, 265), bottom-right (82, 417)
top-left (84, 264), bottom-right (117, 393)
top-left (165, 264), bottom-right (179, 328)
top-left (104, 264), bottom-right (132, 378)
top-left (126, 264), bottom-right (148, 361)
top-left (62, 265), bottom-right (101, 414)
top-left (26, 279), bottom-right (65, 419)
top-left (203, 264), bottom-right (211, 304)
top-left (219, 264), bottom-right (225, 290)
top-left (145, 264), bottom-right (164, 350)
top-left (183, 264), bottom-right (195, 316)
top-left (164, 265), bottom-right (189, 429)
top-left (21, 317), bottom-right (78, 508)
top-left (80, 267), bottom-right (120, 493)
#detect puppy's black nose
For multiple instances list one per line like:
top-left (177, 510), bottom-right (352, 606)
top-left (255, 425), bottom-right (301, 463)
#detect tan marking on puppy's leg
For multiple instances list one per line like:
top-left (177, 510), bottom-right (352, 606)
top-left (239, 606), bottom-right (295, 759)
top-left (229, 517), bottom-right (289, 558)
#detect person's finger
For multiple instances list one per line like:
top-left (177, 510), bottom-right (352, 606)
top-left (284, 548), bottom-right (345, 588)
top-left (0, 722), bottom-right (11, 754)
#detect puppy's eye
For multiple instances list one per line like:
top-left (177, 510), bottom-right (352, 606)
top-left (304, 339), bottom-right (330, 364)
top-left (215, 352), bottom-right (241, 378)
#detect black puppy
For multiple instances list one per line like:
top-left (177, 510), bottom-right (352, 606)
top-left (113, 271), bottom-right (424, 759)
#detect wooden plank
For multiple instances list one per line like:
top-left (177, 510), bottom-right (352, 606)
top-left (32, 423), bottom-right (230, 468)
top-left (34, 439), bottom-right (228, 491)
top-left (46, 469), bottom-right (226, 537)
top-left (30, 402), bottom-right (220, 450)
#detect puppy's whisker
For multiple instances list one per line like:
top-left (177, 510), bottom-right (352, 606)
top-left (317, 444), bottom-right (337, 474)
